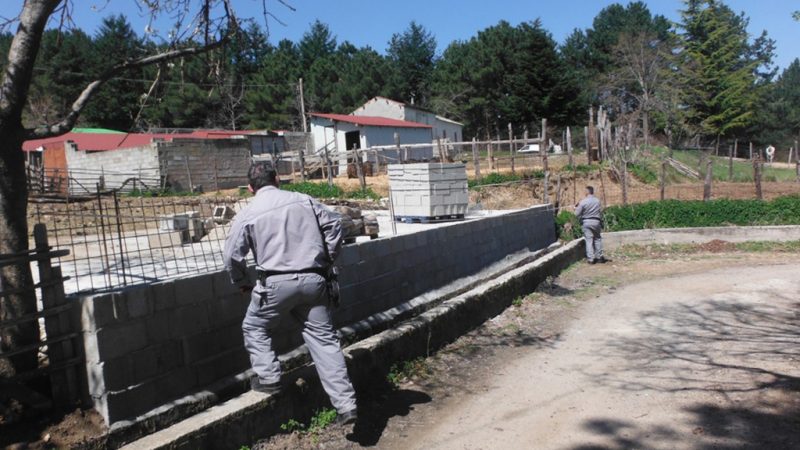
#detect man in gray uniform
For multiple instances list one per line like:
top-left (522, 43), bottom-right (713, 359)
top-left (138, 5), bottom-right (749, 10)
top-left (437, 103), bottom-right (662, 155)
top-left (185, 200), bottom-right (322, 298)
top-left (574, 186), bottom-right (607, 264)
top-left (223, 162), bottom-right (358, 425)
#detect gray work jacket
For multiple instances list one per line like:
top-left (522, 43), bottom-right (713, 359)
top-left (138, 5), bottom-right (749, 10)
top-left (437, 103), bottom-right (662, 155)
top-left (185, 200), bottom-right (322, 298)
top-left (222, 186), bottom-right (343, 288)
top-left (575, 195), bottom-right (603, 222)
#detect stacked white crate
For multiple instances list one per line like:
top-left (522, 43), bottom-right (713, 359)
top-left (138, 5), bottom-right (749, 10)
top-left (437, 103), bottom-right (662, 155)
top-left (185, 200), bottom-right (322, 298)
top-left (388, 163), bottom-right (469, 218)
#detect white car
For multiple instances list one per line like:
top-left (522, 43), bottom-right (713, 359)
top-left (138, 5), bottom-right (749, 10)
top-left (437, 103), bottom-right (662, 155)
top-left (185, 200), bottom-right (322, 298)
top-left (517, 143), bottom-right (540, 153)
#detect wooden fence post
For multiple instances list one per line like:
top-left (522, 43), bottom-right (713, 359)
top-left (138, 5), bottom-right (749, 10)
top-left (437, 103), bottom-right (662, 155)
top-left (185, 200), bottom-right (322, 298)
top-left (33, 224), bottom-right (81, 406)
top-left (703, 158), bottom-right (713, 201)
top-left (487, 134), bottom-right (495, 171)
top-left (541, 118), bottom-right (548, 173)
top-left (728, 143), bottom-right (734, 181)
top-left (508, 123), bottom-right (515, 175)
top-left (660, 158), bottom-right (667, 201)
top-left (584, 126), bottom-right (591, 165)
top-left (353, 146), bottom-right (366, 191)
top-left (543, 170), bottom-right (550, 204)
top-left (566, 127), bottom-right (573, 168)
top-left (753, 155), bottom-right (763, 200)
top-left (471, 137), bottom-right (481, 179)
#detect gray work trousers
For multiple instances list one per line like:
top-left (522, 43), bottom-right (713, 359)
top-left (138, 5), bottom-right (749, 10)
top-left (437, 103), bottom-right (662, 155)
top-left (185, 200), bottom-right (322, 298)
top-left (242, 272), bottom-right (357, 414)
top-left (582, 219), bottom-right (604, 261)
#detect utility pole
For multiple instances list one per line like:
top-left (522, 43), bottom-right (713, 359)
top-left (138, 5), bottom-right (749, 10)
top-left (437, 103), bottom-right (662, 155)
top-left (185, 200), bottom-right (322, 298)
top-left (298, 78), bottom-right (308, 181)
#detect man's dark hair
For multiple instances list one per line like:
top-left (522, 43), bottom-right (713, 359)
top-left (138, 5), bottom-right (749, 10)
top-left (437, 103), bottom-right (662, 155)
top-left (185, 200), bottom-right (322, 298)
top-left (586, 186), bottom-right (594, 195)
top-left (248, 161), bottom-right (278, 191)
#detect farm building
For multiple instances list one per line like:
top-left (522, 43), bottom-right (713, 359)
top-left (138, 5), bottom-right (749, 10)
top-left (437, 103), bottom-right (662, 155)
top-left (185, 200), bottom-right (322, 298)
top-left (23, 128), bottom-right (265, 195)
top-left (352, 96), bottom-right (464, 144)
top-left (309, 113), bottom-right (434, 174)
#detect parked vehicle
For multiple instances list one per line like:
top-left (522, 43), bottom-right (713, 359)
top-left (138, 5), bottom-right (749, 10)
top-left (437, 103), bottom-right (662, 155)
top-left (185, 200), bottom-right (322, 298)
top-left (517, 143), bottom-right (540, 153)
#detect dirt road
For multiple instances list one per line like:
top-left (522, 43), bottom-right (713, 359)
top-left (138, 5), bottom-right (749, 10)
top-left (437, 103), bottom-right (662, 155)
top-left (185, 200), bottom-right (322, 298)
top-left (391, 263), bottom-right (800, 449)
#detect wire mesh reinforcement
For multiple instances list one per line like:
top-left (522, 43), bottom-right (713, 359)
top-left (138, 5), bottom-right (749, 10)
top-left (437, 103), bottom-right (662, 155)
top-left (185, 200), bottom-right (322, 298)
top-left (31, 191), bottom-right (252, 295)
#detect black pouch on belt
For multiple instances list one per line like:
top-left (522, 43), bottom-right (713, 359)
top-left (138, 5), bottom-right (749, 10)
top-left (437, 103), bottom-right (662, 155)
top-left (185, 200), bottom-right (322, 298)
top-left (326, 266), bottom-right (340, 308)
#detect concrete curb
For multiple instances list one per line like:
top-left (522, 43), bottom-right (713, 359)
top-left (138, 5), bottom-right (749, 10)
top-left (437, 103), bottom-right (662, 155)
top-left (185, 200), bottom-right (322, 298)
top-left (119, 240), bottom-right (585, 450)
top-left (603, 225), bottom-right (800, 251)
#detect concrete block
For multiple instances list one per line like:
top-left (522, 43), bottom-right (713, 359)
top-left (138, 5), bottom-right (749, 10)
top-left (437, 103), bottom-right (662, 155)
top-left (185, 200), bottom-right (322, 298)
top-left (125, 286), bottom-right (151, 319)
top-left (145, 313), bottom-right (171, 344)
top-left (103, 378), bottom-right (160, 423)
top-left (80, 292), bottom-right (122, 331)
top-left (148, 230), bottom-right (190, 249)
top-left (173, 274), bottom-right (214, 306)
top-left (181, 323), bottom-right (242, 365)
top-left (193, 348), bottom-right (250, 387)
top-left (91, 320), bottom-right (149, 362)
top-left (211, 270), bottom-right (239, 299)
top-left (337, 246), bottom-right (360, 267)
top-left (155, 366), bottom-right (197, 400)
top-left (168, 305), bottom-right (210, 338)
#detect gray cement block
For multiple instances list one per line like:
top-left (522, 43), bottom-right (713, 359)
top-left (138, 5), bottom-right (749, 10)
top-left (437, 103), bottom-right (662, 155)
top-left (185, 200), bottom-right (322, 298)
top-left (126, 287), bottom-right (151, 319)
top-left (205, 293), bottom-right (249, 328)
top-left (150, 281), bottom-right (177, 312)
top-left (173, 274), bottom-right (214, 306)
top-left (145, 313), bottom-right (171, 344)
top-left (92, 320), bottom-right (149, 362)
top-left (193, 348), bottom-right (250, 387)
top-left (168, 305), bottom-right (210, 338)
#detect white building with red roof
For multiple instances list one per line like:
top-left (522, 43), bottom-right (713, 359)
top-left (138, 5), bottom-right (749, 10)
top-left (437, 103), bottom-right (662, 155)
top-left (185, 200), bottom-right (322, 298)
top-left (309, 111), bottom-right (435, 173)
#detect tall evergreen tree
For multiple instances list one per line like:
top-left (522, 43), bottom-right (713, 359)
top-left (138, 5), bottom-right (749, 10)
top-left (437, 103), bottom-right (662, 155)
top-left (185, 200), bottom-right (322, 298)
top-left (387, 21), bottom-right (437, 107)
top-left (83, 15), bottom-right (147, 130)
top-left (680, 0), bottom-right (773, 140)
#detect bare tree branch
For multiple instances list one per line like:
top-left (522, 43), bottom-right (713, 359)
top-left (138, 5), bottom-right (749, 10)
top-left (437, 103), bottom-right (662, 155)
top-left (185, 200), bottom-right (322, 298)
top-left (25, 39), bottom-right (229, 139)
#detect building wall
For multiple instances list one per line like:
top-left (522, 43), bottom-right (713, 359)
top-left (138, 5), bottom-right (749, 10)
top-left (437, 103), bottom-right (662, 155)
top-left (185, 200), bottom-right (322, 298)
top-left (158, 139), bottom-right (251, 191)
top-left (77, 206), bottom-right (556, 424)
top-left (351, 97), bottom-right (405, 120)
top-left (311, 117), bottom-right (435, 172)
top-left (434, 118), bottom-right (464, 143)
top-left (65, 142), bottom-right (160, 195)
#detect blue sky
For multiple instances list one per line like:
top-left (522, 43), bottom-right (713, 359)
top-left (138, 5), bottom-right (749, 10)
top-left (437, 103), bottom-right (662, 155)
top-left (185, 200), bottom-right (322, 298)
top-left (10, 1), bottom-right (800, 70)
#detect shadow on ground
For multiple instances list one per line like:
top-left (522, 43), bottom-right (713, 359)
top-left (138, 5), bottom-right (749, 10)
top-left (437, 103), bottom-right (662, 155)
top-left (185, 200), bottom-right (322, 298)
top-left (572, 295), bottom-right (800, 450)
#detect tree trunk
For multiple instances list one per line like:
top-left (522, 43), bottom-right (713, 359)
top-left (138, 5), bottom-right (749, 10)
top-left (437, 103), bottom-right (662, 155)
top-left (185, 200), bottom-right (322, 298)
top-left (0, 0), bottom-right (61, 376)
top-left (0, 129), bottom-right (40, 375)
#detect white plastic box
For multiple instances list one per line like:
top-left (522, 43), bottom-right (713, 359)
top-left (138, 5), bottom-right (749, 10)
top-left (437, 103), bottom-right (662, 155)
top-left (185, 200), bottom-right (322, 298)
top-left (388, 163), bottom-right (468, 218)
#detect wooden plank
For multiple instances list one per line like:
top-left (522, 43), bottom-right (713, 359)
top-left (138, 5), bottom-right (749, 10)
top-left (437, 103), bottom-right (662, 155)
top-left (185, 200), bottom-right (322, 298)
top-left (0, 249), bottom-right (70, 268)
top-left (0, 302), bottom-right (74, 329)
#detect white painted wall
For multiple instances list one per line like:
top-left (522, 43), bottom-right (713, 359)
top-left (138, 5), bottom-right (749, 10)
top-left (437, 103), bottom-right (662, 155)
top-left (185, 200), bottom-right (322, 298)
top-left (310, 116), bottom-right (434, 174)
top-left (352, 97), bottom-right (463, 143)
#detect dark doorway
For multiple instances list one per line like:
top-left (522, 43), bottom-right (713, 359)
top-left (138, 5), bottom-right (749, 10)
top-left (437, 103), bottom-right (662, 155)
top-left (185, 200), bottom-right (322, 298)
top-left (345, 131), bottom-right (361, 151)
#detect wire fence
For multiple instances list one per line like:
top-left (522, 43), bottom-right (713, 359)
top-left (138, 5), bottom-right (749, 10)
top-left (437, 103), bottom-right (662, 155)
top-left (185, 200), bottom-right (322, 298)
top-left (30, 191), bottom-right (250, 294)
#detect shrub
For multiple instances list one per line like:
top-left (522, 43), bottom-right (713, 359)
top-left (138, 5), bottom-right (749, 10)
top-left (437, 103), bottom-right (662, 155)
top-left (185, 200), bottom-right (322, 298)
top-left (628, 163), bottom-right (658, 184)
top-left (468, 171), bottom-right (544, 189)
top-left (564, 163), bottom-right (594, 174)
top-left (603, 196), bottom-right (800, 231)
top-left (282, 182), bottom-right (344, 198)
top-left (556, 210), bottom-right (582, 240)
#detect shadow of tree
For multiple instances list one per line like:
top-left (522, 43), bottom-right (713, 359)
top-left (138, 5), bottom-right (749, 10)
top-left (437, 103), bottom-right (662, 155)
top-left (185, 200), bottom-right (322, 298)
top-left (571, 293), bottom-right (800, 449)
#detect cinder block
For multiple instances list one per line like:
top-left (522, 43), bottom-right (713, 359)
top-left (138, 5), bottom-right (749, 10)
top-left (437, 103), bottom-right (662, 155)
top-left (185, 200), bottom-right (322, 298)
top-left (125, 286), bottom-right (151, 319)
top-left (80, 292), bottom-right (122, 331)
top-left (211, 270), bottom-right (238, 297)
top-left (92, 320), bottom-right (149, 361)
top-left (337, 246), bottom-right (360, 266)
top-left (173, 273), bottom-right (214, 306)
top-left (168, 305), bottom-right (210, 338)
top-left (193, 348), bottom-right (250, 386)
top-left (150, 280), bottom-right (176, 311)
top-left (145, 312), bottom-right (171, 344)
top-left (206, 293), bottom-right (249, 327)
top-left (103, 378), bottom-right (160, 422)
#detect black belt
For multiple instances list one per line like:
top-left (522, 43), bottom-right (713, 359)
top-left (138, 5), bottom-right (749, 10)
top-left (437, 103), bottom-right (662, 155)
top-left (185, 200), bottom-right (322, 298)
top-left (257, 268), bottom-right (327, 283)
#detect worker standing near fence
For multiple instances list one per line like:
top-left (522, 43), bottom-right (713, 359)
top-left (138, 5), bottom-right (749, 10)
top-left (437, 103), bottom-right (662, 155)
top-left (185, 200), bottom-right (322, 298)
top-left (575, 186), bottom-right (607, 264)
top-left (222, 161), bottom-right (358, 426)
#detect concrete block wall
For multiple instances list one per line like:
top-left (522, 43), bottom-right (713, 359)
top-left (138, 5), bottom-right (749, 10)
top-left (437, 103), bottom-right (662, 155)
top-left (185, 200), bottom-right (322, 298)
top-left (79, 270), bottom-right (252, 423)
top-left (76, 205), bottom-right (555, 425)
top-left (65, 142), bottom-right (161, 194)
top-left (158, 139), bottom-right (251, 191)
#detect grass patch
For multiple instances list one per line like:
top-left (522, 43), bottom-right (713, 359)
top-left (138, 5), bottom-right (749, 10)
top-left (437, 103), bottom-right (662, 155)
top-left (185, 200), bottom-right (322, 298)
top-left (654, 148), bottom-right (797, 182)
top-left (387, 357), bottom-right (432, 386)
top-left (278, 408), bottom-right (338, 442)
top-left (564, 163), bottom-right (596, 174)
top-left (604, 196), bottom-right (800, 231)
top-left (612, 240), bottom-right (800, 258)
top-left (469, 170), bottom-right (544, 189)
top-left (628, 162), bottom-right (658, 184)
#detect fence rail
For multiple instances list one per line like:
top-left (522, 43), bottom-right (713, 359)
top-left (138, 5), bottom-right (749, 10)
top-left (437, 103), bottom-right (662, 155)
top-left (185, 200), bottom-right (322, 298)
top-left (0, 224), bottom-right (82, 413)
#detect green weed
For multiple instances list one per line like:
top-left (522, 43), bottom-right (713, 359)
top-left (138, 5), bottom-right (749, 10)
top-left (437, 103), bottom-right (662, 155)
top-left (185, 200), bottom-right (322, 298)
top-left (387, 357), bottom-right (431, 386)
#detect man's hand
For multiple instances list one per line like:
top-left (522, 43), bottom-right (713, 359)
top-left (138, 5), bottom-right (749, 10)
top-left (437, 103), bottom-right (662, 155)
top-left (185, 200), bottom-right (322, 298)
top-left (239, 284), bottom-right (254, 295)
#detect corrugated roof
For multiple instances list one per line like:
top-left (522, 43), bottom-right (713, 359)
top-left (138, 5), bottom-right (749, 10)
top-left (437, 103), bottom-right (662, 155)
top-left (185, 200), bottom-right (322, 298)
top-left (23, 129), bottom-right (263, 152)
top-left (310, 113), bottom-right (432, 128)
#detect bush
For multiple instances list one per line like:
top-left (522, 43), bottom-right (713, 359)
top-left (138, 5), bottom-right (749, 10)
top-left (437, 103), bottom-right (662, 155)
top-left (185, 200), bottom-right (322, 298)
top-left (282, 182), bottom-right (345, 198)
top-left (603, 196), bottom-right (800, 231)
top-left (556, 210), bottom-right (582, 240)
top-left (628, 163), bottom-right (658, 184)
top-left (564, 163), bottom-right (595, 174)
top-left (468, 170), bottom-right (544, 189)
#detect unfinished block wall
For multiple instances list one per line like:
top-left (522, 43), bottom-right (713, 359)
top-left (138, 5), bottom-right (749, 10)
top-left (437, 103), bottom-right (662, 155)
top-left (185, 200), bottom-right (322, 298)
top-left (78, 205), bottom-right (555, 424)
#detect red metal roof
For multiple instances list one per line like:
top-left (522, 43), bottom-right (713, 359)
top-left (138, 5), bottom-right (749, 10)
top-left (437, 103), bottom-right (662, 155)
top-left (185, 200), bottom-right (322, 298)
top-left (23, 129), bottom-right (262, 152)
top-left (310, 113), bottom-right (432, 128)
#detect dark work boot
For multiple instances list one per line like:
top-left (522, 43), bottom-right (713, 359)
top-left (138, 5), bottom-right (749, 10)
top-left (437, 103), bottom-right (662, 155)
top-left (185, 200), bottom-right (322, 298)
top-left (334, 409), bottom-right (358, 426)
top-left (250, 376), bottom-right (281, 395)
top-left (596, 257), bottom-right (608, 264)
top-left (587, 259), bottom-right (596, 265)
